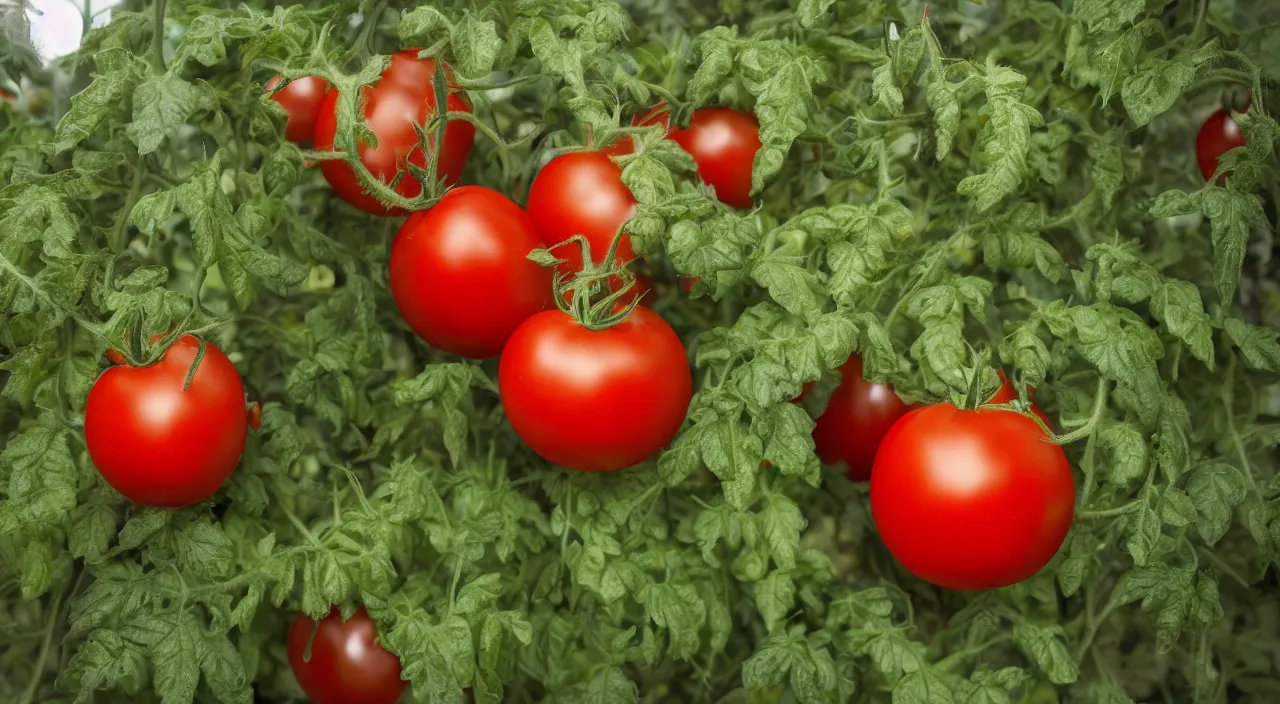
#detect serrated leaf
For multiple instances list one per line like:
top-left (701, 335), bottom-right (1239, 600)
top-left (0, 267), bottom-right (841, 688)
top-left (1012, 622), bottom-right (1078, 684)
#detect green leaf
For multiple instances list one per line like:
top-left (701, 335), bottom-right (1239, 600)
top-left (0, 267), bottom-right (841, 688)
top-left (1012, 621), bottom-right (1078, 684)
top-left (1125, 488), bottom-right (1162, 566)
top-left (1121, 56), bottom-right (1196, 127)
top-left (1072, 0), bottom-right (1144, 33)
top-left (1099, 424), bottom-right (1148, 485)
top-left (956, 65), bottom-right (1044, 211)
top-left (753, 571), bottom-right (795, 633)
top-left (126, 73), bottom-right (216, 155)
top-left (1200, 188), bottom-right (1267, 304)
top-left (0, 418), bottom-right (77, 542)
top-left (797, 0), bottom-right (837, 28)
top-left (759, 494), bottom-right (806, 571)
top-left (1225, 319), bottom-right (1280, 371)
top-left (53, 50), bottom-right (139, 152)
top-left (1186, 463), bottom-right (1247, 545)
top-left (1149, 280), bottom-right (1214, 366)
top-left (638, 582), bottom-right (707, 660)
top-left (892, 668), bottom-right (955, 704)
top-left (452, 15), bottom-right (502, 77)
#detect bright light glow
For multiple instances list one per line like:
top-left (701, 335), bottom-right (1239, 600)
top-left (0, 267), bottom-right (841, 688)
top-left (25, 0), bottom-right (124, 64)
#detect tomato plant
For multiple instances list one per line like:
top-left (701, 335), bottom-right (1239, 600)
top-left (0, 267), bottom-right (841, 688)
top-left (499, 305), bottom-right (692, 472)
top-left (389, 185), bottom-right (552, 358)
top-left (265, 75), bottom-right (329, 145)
top-left (287, 606), bottom-right (406, 704)
top-left (525, 150), bottom-right (637, 273)
top-left (84, 335), bottom-right (248, 507)
top-left (1196, 109), bottom-right (1248, 181)
top-left (313, 51), bottom-right (475, 216)
top-left (810, 355), bottom-right (914, 481)
top-left (990, 369), bottom-right (1052, 428)
top-left (869, 403), bottom-right (1076, 590)
top-left (668, 107), bottom-right (762, 209)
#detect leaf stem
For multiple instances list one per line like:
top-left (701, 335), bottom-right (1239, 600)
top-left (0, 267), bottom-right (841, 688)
top-left (1053, 377), bottom-right (1108, 446)
top-left (151, 0), bottom-right (167, 71)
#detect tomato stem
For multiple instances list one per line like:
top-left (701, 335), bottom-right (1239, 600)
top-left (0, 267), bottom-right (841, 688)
top-left (182, 338), bottom-right (207, 391)
top-left (539, 231), bottom-right (642, 331)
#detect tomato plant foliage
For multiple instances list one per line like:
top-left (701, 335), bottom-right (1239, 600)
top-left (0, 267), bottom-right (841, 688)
top-left (1, 0), bottom-right (1279, 703)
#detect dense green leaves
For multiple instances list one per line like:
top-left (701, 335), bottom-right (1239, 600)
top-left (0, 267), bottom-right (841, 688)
top-left (1, 0), bottom-right (1278, 702)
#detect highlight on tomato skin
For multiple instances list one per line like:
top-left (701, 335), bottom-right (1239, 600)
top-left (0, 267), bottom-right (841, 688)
top-left (869, 402), bottom-right (1075, 591)
top-left (667, 107), bottom-right (762, 209)
top-left (84, 335), bottom-right (248, 508)
top-left (1196, 109), bottom-right (1247, 182)
top-left (498, 305), bottom-right (693, 473)
top-left (264, 75), bottom-right (330, 145)
top-left (388, 185), bottom-right (552, 359)
top-left (287, 606), bottom-right (406, 704)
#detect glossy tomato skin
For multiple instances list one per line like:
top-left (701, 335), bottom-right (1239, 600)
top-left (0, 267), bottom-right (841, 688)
top-left (1196, 109), bottom-right (1246, 182)
top-left (870, 404), bottom-right (1075, 591)
top-left (668, 107), bottom-right (761, 209)
top-left (499, 306), bottom-right (692, 472)
top-left (525, 151), bottom-right (637, 274)
top-left (811, 355), bottom-right (913, 482)
top-left (314, 51), bottom-right (476, 216)
top-left (266, 75), bottom-right (330, 145)
top-left (390, 186), bottom-right (552, 358)
top-left (287, 606), bottom-right (406, 704)
top-left (601, 104), bottom-right (671, 157)
top-left (85, 335), bottom-right (247, 507)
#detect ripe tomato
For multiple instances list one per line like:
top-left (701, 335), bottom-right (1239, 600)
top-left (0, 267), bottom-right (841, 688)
top-left (870, 403), bottom-right (1075, 590)
top-left (668, 107), bottom-right (761, 209)
top-left (389, 186), bottom-right (552, 359)
top-left (989, 370), bottom-right (1052, 429)
top-left (85, 335), bottom-right (247, 507)
top-left (314, 51), bottom-right (475, 216)
top-left (287, 606), bottom-right (405, 704)
top-left (0, 88), bottom-right (14, 102)
top-left (499, 306), bottom-right (692, 472)
top-left (1196, 109), bottom-right (1246, 182)
top-left (265, 75), bottom-right (329, 145)
top-left (525, 151), bottom-right (637, 274)
top-left (811, 355), bottom-right (914, 482)
top-left (247, 402), bottom-right (262, 431)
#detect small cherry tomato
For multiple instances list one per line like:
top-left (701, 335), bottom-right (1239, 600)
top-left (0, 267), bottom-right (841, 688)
top-left (499, 306), bottom-right (692, 472)
top-left (668, 107), bottom-right (762, 209)
top-left (287, 606), bottom-right (406, 704)
top-left (1196, 109), bottom-right (1246, 182)
top-left (85, 335), bottom-right (247, 507)
top-left (389, 186), bottom-right (552, 358)
top-left (247, 402), bottom-right (262, 431)
top-left (265, 75), bottom-right (330, 145)
top-left (811, 355), bottom-right (914, 482)
top-left (526, 151), bottom-right (637, 275)
top-left (870, 403), bottom-right (1075, 590)
top-left (313, 51), bottom-right (476, 216)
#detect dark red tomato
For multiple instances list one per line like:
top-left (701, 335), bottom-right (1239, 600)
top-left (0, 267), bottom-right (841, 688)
top-left (811, 355), bottom-right (914, 482)
top-left (390, 186), bottom-right (552, 358)
top-left (870, 403), bottom-right (1075, 590)
top-left (499, 306), bottom-right (692, 472)
top-left (247, 402), bottom-right (262, 431)
top-left (1196, 109), bottom-right (1246, 182)
top-left (85, 335), bottom-right (247, 507)
top-left (0, 88), bottom-right (14, 102)
top-left (669, 107), bottom-right (761, 209)
top-left (265, 75), bottom-right (330, 145)
top-left (990, 370), bottom-right (1052, 429)
top-left (525, 151), bottom-right (637, 275)
top-left (314, 51), bottom-right (476, 216)
top-left (601, 103), bottom-right (671, 157)
top-left (287, 606), bottom-right (405, 704)
top-left (679, 276), bottom-right (700, 294)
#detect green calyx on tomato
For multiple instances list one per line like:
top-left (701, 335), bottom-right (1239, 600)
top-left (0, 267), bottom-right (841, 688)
top-left (531, 227), bottom-right (646, 332)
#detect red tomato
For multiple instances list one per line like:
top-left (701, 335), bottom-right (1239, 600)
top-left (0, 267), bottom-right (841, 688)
top-left (1196, 109), bottom-right (1246, 182)
top-left (668, 107), bottom-right (761, 209)
top-left (247, 402), bottom-right (262, 431)
top-left (85, 335), bottom-right (247, 507)
top-left (287, 606), bottom-right (405, 704)
top-left (0, 88), bottom-right (14, 102)
top-left (811, 355), bottom-right (914, 482)
top-left (525, 151), bottom-right (637, 274)
top-left (870, 403), bottom-right (1075, 590)
top-left (990, 370), bottom-right (1052, 429)
top-left (105, 348), bottom-right (125, 365)
top-left (601, 104), bottom-right (671, 157)
top-left (389, 186), bottom-right (552, 358)
top-left (265, 75), bottom-right (330, 145)
top-left (313, 51), bottom-right (476, 216)
top-left (679, 276), bottom-right (700, 293)
top-left (499, 306), bottom-right (692, 472)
